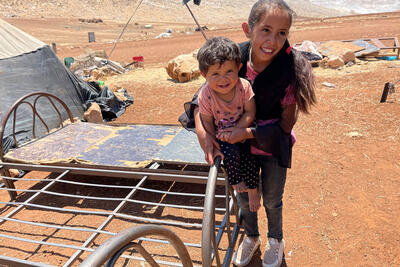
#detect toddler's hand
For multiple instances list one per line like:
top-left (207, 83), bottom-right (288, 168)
top-left (218, 127), bottom-right (247, 144)
top-left (216, 130), bottom-right (231, 142)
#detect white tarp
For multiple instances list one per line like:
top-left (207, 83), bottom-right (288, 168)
top-left (0, 18), bottom-right (45, 59)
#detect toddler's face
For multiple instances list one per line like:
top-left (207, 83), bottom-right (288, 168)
top-left (246, 8), bottom-right (291, 66)
top-left (202, 60), bottom-right (241, 98)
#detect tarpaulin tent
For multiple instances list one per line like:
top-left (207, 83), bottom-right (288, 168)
top-left (0, 18), bottom-right (130, 152)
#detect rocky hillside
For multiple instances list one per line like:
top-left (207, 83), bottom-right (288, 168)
top-left (0, 0), bottom-right (349, 24)
top-left (310, 0), bottom-right (400, 14)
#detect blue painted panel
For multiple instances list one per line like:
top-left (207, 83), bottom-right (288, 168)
top-left (153, 129), bottom-right (206, 165)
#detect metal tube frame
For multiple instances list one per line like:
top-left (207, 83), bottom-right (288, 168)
top-left (0, 92), bottom-right (242, 266)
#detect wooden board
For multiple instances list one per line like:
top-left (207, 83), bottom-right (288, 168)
top-left (319, 40), bottom-right (365, 57)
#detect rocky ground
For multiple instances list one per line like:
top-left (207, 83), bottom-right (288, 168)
top-left (1, 2), bottom-right (400, 266)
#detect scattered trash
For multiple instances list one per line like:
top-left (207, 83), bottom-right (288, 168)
top-left (64, 57), bottom-right (74, 68)
top-left (378, 56), bottom-right (397, 61)
top-left (345, 131), bottom-right (363, 138)
top-left (156, 32), bottom-right (171, 39)
top-left (124, 56), bottom-right (144, 69)
top-left (294, 40), bottom-right (323, 61)
top-left (195, 25), bottom-right (208, 32)
top-left (296, 37), bottom-right (399, 69)
top-left (322, 82), bottom-right (336, 88)
top-left (78, 18), bottom-right (103, 23)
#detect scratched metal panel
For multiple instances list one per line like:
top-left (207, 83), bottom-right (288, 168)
top-left (153, 129), bottom-right (206, 165)
top-left (80, 124), bottom-right (180, 167)
top-left (4, 122), bottom-right (180, 168)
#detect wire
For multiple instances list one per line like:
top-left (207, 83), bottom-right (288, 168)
top-left (109, 0), bottom-right (145, 58)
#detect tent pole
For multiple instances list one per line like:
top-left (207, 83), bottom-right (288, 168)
top-left (109, 0), bottom-right (145, 58)
top-left (184, 3), bottom-right (208, 41)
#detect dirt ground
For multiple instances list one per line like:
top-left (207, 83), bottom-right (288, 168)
top-left (2, 11), bottom-right (400, 267)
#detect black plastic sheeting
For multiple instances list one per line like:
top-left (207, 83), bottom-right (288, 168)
top-left (0, 45), bottom-right (133, 155)
top-left (86, 81), bottom-right (134, 121)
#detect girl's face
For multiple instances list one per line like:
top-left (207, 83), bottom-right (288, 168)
top-left (202, 60), bottom-right (242, 99)
top-left (243, 8), bottom-right (291, 68)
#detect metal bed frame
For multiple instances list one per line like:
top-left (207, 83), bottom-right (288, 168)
top-left (0, 92), bottom-right (242, 267)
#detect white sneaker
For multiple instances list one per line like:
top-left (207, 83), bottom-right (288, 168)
top-left (232, 236), bottom-right (261, 266)
top-left (262, 238), bottom-right (285, 267)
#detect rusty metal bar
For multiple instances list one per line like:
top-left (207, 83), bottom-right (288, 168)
top-left (0, 162), bottom-right (226, 186)
top-left (63, 162), bottom-right (158, 267)
top-left (0, 170), bottom-right (69, 225)
top-left (0, 92), bottom-right (74, 161)
top-left (202, 156), bottom-right (221, 266)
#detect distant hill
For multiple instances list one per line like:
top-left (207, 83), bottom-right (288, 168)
top-left (310, 0), bottom-right (400, 14)
top-left (0, 0), bottom-right (350, 24)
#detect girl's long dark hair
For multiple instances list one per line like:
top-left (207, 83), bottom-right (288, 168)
top-left (250, 0), bottom-right (317, 113)
top-left (290, 48), bottom-right (317, 113)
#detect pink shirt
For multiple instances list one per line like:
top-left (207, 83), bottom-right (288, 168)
top-left (198, 78), bottom-right (254, 131)
top-left (246, 62), bottom-right (296, 155)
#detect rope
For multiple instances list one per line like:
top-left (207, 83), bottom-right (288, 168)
top-left (109, 0), bottom-right (145, 58)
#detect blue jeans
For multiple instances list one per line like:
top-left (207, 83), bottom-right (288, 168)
top-left (237, 156), bottom-right (287, 240)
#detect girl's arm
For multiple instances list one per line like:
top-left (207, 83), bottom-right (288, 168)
top-left (279, 103), bottom-right (298, 133)
top-left (235, 97), bottom-right (256, 128)
top-left (216, 98), bottom-right (255, 142)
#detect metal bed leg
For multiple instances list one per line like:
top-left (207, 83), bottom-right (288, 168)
top-left (0, 168), bottom-right (17, 200)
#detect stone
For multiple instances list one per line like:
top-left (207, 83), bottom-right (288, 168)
top-left (341, 50), bottom-right (356, 63)
top-left (327, 56), bottom-right (344, 69)
top-left (83, 102), bottom-right (103, 123)
top-left (8, 169), bottom-right (20, 178)
top-left (165, 51), bottom-right (201, 83)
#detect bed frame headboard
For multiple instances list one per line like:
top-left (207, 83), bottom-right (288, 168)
top-left (0, 92), bottom-right (75, 161)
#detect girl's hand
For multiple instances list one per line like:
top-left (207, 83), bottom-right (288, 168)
top-left (218, 127), bottom-right (248, 144)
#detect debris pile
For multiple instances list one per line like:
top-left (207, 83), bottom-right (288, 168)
top-left (65, 49), bottom-right (134, 122)
top-left (295, 37), bottom-right (399, 69)
top-left (78, 18), bottom-right (103, 23)
top-left (70, 49), bottom-right (127, 81)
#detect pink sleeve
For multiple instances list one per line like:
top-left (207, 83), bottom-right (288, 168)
top-left (198, 85), bottom-right (213, 117)
top-left (240, 78), bottom-right (255, 103)
top-left (281, 84), bottom-right (296, 106)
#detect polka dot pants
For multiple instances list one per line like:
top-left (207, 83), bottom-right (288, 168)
top-left (219, 141), bottom-right (260, 189)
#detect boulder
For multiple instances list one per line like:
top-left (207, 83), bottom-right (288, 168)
top-left (83, 102), bottom-right (103, 123)
top-left (166, 51), bottom-right (201, 83)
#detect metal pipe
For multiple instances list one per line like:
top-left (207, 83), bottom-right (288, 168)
top-left (184, 3), bottom-right (208, 41)
top-left (201, 156), bottom-right (221, 266)
top-left (80, 224), bottom-right (193, 267)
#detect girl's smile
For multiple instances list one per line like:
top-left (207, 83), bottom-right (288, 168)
top-left (243, 8), bottom-right (291, 71)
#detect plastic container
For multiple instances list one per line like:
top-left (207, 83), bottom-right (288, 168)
top-left (378, 56), bottom-right (397, 61)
